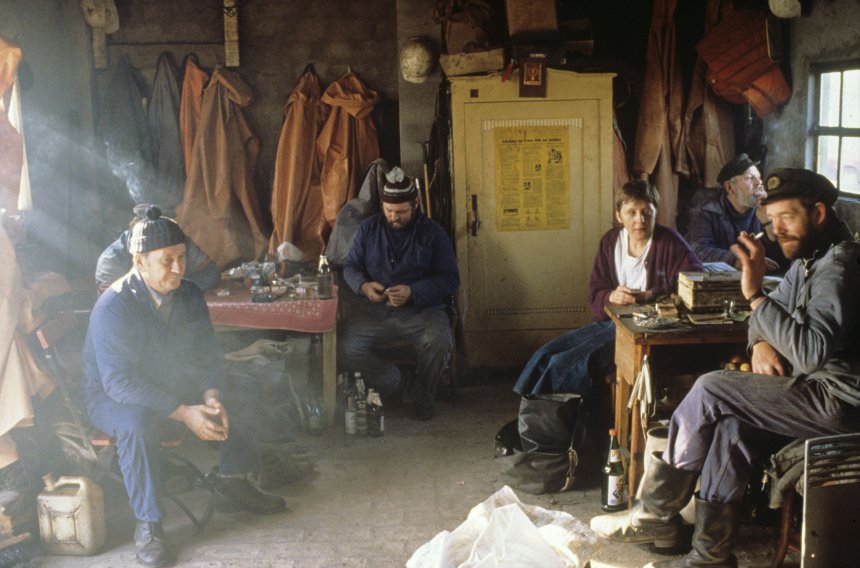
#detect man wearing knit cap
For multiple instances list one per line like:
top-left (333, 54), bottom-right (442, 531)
top-left (341, 167), bottom-right (460, 420)
top-left (590, 168), bottom-right (860, 567)
top-left (686, 153), bottom-right (788, 273)
top-left (95, 203), bottom-right (221, 293)
top-left (82, 206), bottom-right (285, 567)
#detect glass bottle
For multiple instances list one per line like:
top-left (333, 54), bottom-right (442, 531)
top-left (601, 428), bottom-right (627, 512)
top-left (367, 389), bottom-right (384, 437)
top-left (317, 254), bottom-right (333, 299)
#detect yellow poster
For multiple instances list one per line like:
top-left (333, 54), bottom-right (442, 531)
top-left (494, 126), bottom-right (570, 231)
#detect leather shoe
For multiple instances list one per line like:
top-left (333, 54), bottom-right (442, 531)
top-left (215, 476), bottom-right (286, 515)
top-left (134, 521), bottom-right (172, 567)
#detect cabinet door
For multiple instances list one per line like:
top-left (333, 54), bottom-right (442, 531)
top-left (451, 73), bottom-right (614, 367)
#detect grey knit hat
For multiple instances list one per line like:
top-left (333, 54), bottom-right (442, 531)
top-left (381, 167), bottom-right (418, 203)
top-left (128, 205), bottom-right (186, 254)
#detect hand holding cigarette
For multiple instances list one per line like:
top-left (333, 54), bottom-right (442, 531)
top-left (730, 231), bottom-right (767, 301)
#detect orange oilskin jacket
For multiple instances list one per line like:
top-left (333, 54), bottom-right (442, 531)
top-left (316, 72), bottom-right (381, 236)
top-left (177, 68), bottom-right (267, 269)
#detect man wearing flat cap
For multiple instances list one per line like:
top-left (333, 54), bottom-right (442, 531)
top-left (686, 153), bottom-right (788, 273)
top-left (591, 168), bottom-right (860, 568)
top-left (341, 167), bottom-right (460, 421)
top-left (82, 206), bottom-right (285, 567)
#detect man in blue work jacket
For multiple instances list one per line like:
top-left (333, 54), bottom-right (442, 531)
top-left (341, 167), bottom-right (460, 421)
top-left (82, 206), bottom-right (285, 567)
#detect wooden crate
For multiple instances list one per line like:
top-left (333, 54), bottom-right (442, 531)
top-left (678, 271), bottom-right (749, 312)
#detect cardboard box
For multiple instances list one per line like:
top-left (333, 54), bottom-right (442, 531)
top-left (440, 48), bottom-right (506, 77)
top-left (445, 21), bottom-right (478, 54)
top-left (506, 0), bottom-right (558, 36)
top-left (677, 271), bottom-right (749, 313)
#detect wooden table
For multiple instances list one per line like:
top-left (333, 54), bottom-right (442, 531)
top-left (205, 285), bottom-right (338, 426)
top-left (604, 304), bottom-right (748, 504)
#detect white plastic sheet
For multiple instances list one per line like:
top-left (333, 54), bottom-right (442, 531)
top-left (407, 486), bottom-right (602, 568)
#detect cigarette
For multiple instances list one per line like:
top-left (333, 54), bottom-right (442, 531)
top-left (752, 221), bottom-right (773, 241)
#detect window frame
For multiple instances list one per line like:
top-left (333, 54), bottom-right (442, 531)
top-left (810, 58), bottom-right (860, 197)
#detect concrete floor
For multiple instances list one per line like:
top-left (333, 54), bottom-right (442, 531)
top-left (21, 339), bottom-right (799, 568)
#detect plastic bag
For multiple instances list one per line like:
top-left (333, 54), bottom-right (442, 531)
top-left (406, 486), bottom-right (602, 568)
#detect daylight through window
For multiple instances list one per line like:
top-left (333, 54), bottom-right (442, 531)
top-left (813, 60), bottom-right (860, 196)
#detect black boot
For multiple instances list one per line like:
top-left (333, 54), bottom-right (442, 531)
top-left (590, 451), bottom-right (698, 549)
top-left (215, 476), bottom-right (287, 514)
top-left (134, 521), bottom-right (172, 567)
top-left (644, 497), bottom-right (742, 567)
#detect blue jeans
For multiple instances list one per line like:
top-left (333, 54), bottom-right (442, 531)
top-left (339, 304), bottom-right (452, 411)
top-left (665, 370), bottom-right (860, 503)
top-left (87, 377), bottom-right (263, 522)
top-left (513, 320), bottom-right (616, 397)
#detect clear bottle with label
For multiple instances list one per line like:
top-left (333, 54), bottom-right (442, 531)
top-left (317, 254), bottom-right (333, 299)
top-left (344, 395), bottom-right (357, 435)
top-left (601, 428), bottom-right (627, 511)
top-left (304, 396), bottom-right (325, 435)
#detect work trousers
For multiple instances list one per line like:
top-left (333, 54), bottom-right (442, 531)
top-left (339, 304), bottom-right (452, 411)
top-left (87, 378), bottom-right (263, 522)
top-left (665, 370), bottom-right (860, 503)
top-left (513, 320), bottom-right (616, 398)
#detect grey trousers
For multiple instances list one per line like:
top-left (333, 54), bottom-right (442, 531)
top-left (665, 370), bottom-right (859, 503)
top-left (339, 304), bottom-right (452, 410)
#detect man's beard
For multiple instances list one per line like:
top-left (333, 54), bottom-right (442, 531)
top-left (386, 215), bottom-right (416, 232)
top-left (778, 224), bottom-right (820, 260)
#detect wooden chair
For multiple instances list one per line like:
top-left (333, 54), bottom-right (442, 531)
top-left (34, 311), bottom-right (216, 531)
top-left (771, 433), bottom-right (860, 567)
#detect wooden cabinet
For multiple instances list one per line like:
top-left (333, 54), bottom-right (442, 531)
top-left (449, 69), bottom-right (615, 368)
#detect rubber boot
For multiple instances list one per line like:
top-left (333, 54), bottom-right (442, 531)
top-left (134, 521), bottom-right (172, 567)
top-left (590, 451), bottom-right (698, 548)
top-left (644, 498), bottom-right (742, 567)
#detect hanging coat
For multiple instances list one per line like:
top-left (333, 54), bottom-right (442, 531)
top-left (178, 57), bottom-right (208, 177)
top-left (325, 158), bottom-right (390, 266)
top-left (676, 0), bottom-right (735, 188)
top-left (100, 57), bottom-right (155, 220)
top-left (633, 0), bottom-right (683, 227)
top-left (147, 52), bottom-right (184, 211)
top-left (317, 72), bottom-right (381, 235)
top-left (0, 36), bottom-right (23, 213)
top-left (0, 222), bottom-right (56, 469)
top-left (177, 68), bottom-right (267, 269)
top-left (268, 70), bottom-right (327, 260)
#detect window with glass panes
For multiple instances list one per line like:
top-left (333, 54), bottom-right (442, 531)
top-left (812, 61), bottom-right (860, 196)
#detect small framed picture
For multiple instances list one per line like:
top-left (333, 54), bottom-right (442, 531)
top-left (519, 59), bottom-right (547, 97)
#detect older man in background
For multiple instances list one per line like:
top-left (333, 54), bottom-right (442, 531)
top-left (686, 153), bottom-right (787, 273)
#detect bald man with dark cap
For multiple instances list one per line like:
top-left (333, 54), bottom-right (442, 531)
top-left (341, 167), bottom-right (460, 421)
top-left (591, 168), bottom-right (860, 568)
top-left (82, 206), bottom-right (285, 567)
top-left (686, 153), bottom-right (788, 273)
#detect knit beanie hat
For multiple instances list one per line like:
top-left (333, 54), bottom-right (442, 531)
top-left (381, 167), bottom-right (418, 203)
top-left (128, 205), bottom-right (186, 254)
